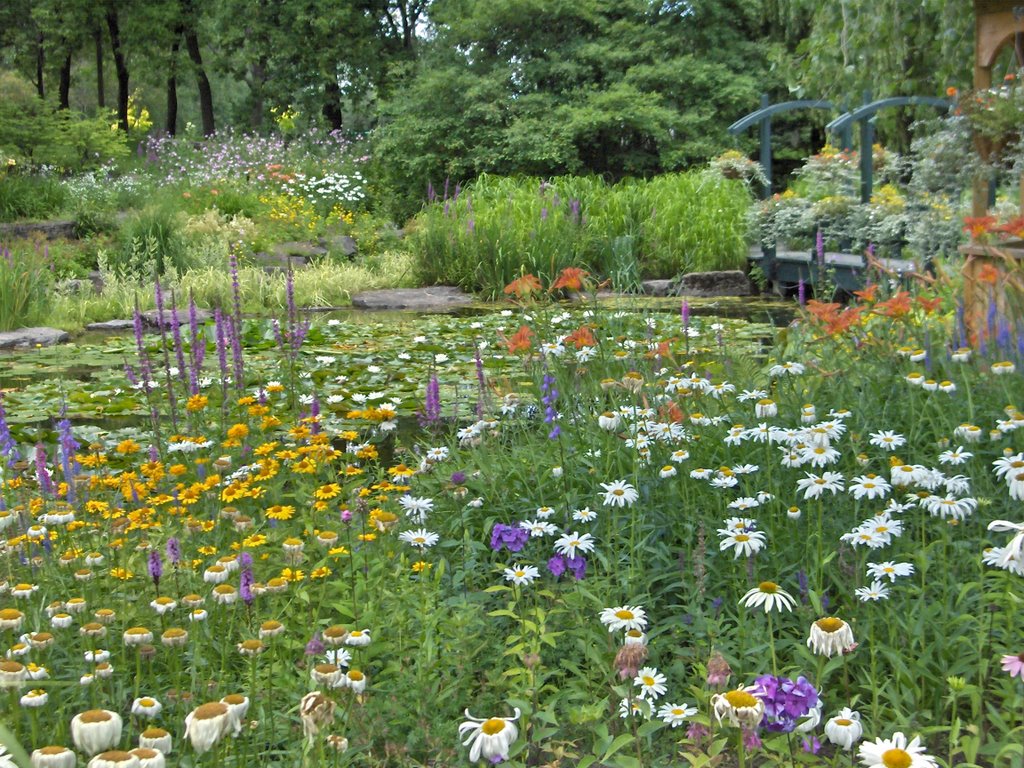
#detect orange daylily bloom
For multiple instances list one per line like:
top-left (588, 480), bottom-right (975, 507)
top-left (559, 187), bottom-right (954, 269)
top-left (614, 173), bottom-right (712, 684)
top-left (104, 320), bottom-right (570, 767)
top-left (504, 325), bottom-right (534, 354)
top-left (963, 216), bottom-right (997, 240)
top-left (503, 274), bottom-right (543, 298)
top-left (975, 262), bottom-right (1000, 285)
top-left (550, 267), bottom-right (590, 292)
top-left (872, 291), bottom-right (912, 318)
top-left (916, 296), bottom-right (944, 314)
top-left (564, 324), bottom-right (596, 349)
top-left (853, 284), bottom-right (878, 303)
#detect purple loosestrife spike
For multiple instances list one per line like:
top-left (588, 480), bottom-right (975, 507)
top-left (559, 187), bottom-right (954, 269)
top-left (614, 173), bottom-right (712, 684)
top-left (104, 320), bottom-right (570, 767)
top-left (170, 293), bottom-right (187, 381)
top-left (475, 346), bottom-right (487, 418)
top-left (238, 552), bottom-right (253, 569)
top-left (214, 308), bottom-right (229, 388)
top-left (229, 249), bottom-right (242, 331)
top-left (35, 443), bottom-right (53, 496)
top-left (798, 279), bottom-right (806, 307)
top-left (815, 228), bottom-right (824, 266)
top-left (0, 393), bottom-right (20, 466)
top-left (681, 299), bottom-right (690, 327)
top-left (228, 316), bottom-right (244, 390)
top-left (166, 537), bottom-right (181, 565)
top-left (239, 566), bottom-right (254, 605)
top-left (148, 550), bottom-right (162, 588)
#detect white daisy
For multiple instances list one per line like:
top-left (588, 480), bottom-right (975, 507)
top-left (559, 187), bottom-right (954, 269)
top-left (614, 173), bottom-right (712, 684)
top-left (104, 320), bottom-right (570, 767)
top-left (854, 580), bottom-right (890, 602)
top-left (600, 480), bottom-right (639, 507)
top-left (858, 731), bottom-right (937, 768)
top-left (657, 702), bottom-right (697, 727)
top-left (553, 532), bottom-right (595, 559)
top-left (397, 529), bottom-right (439, 548)
top-left (599, 605), bottom-right (648, 633)
top-left (739, 581), bottom-right (795, 612)
top-left (866, 561), bottom-right (914, 582)
top-left (503, 564), bottom-right (540, 586)
top-left (633, 667), bottom-right (668, 700)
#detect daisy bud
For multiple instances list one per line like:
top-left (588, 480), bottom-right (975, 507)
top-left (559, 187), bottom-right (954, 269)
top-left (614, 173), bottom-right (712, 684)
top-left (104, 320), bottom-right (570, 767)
top-left (614, 643), bottom-right (649, 680)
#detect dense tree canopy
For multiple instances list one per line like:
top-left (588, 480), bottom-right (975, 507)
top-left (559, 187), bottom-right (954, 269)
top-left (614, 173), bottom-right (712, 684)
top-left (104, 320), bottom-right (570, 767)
top-left (0, 0), bottom-right (980, 214)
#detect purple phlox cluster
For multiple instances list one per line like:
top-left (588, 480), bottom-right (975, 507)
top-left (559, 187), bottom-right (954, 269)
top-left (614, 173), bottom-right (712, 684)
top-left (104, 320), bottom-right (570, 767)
top-left (541, 371), bottom-right (560, 440)
top-left (490, 523), bottom-right (529, 553)
top-left (754, 674), bottom-right (819, 733)
top-left (148, 549), bottom-right (163, 587)
top-left (547, 553), bottom-right (586, 580)
top-left (418, 372), bottom-right (442, 428)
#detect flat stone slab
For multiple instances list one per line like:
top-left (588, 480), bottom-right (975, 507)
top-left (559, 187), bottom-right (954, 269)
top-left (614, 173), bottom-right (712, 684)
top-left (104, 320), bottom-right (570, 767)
top-left (678, 270), bottom-right (753, 298)
top-left (86, 319), bottom-right (136, 332)
top-left (272, 241), bottom-right (327, 259)
top-left (642, 279), bottom-right (675, 297)
top-left (351, 286), bottom-right (472, 310)
top-left (141, 308), bottom-right (212, 328)
top-left (0, 327), bottom-right (69, 349)
top-left (0, 220), bottom-right (77, 241)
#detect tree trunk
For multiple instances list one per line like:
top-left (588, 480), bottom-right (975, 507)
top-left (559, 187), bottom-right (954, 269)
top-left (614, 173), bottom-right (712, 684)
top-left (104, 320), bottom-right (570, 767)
top-left (249, 56), bottom-right (267, 130)
top-left (166, 34), bottom-right (181, 135)
top-left (58, 52), bottom-right (72, 110)
top-left (322, 78), bottom-right (343, 131)
top-left (106, 7), bottom-right (130, 132)
top-left (184, 27), bottom-right (215, 136)
top-left (94, 27), bottom-right (105, 108)
top-left (35, 32), bottom-right (44, 99)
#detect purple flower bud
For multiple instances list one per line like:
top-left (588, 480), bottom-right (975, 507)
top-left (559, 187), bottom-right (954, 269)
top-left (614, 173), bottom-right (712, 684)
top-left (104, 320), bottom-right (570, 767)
top-left (341, 509), bottom-right (353, 524)
top-left (305, 632), bottom-right (325, 656)
top-left (450, 471), bottom-right (466, 485)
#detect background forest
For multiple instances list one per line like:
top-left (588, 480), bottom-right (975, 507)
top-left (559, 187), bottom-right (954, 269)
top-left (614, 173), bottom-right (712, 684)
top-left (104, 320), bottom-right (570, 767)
top-left (0, 0), bottom-right (975, 218)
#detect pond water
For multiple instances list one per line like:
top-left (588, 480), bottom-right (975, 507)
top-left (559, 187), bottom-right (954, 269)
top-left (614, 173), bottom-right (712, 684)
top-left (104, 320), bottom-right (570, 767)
top-left (0, 294), bottom-right (794, 444)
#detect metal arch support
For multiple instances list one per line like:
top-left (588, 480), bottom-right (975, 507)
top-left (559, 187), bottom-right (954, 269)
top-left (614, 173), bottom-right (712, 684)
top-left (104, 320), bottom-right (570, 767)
top-left (826, 96), bottom-right (951, 202)
top-left (728, 96), bottom-right (836, 199)
top-left (825, 96), bottom-right (951, 135)
top-left (727, 99), bottom-right (835, 134)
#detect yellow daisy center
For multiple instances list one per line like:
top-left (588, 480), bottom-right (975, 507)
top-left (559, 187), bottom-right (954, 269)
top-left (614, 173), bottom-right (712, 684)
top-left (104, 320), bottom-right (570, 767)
top-left (615, 610), bottom-right (635, 620)
top-left (816, 617), bottom-right (844, 633)
top-left (724, 690), bottom-right (758, 708)
top-left (613, 489), bottom-right (624, 496)
top-left (881, 748), bottom-right (912, 768)
top-left (194, 702), bottom-right (228, 720)
top-left (758, 581), bottom-right (778, 593)
top-left (734, 534), bottom-right (750, 542)
top-left (642, 676), bottom-right (655, 686)
top-left (481, 718), bottom-right (507, 735)
top-left (834, 718), bottom-right (853, 726)
top-left (139, 698), bottom-right (155, 707)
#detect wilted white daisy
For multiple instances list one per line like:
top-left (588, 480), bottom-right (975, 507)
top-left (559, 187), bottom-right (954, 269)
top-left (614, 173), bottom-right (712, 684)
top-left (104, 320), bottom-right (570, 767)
top-left (824, 707), bottom-right (863, 750)
top-left (600, 480), bottom-right (639, 507)
top-left (711, 688), bottom-right (765, 728)
top-left (807, 617), bottom-right (855, 657)
top-left (740, 581), bottom-right (795, 613)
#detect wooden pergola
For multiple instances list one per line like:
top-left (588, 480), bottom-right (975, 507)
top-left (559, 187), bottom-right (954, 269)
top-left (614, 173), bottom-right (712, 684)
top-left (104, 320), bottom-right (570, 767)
top-left (961, 2), bottom-right (1024, 344)
top-left (972, 1), bottom-right (1024, 216)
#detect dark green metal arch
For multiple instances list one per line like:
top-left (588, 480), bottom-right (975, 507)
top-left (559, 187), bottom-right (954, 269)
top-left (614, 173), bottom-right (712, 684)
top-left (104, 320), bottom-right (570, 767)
top-left (728, 94), bottom-right (839, 199)
top-left (826, 96), bottom-right (951, 201)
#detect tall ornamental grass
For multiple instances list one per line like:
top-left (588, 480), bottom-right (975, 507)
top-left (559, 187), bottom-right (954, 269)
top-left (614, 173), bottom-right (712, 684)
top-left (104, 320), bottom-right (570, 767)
top-left (0, 243), bottom-right (52, 330)
top-left (411, 172), bottom-right (753, 296)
